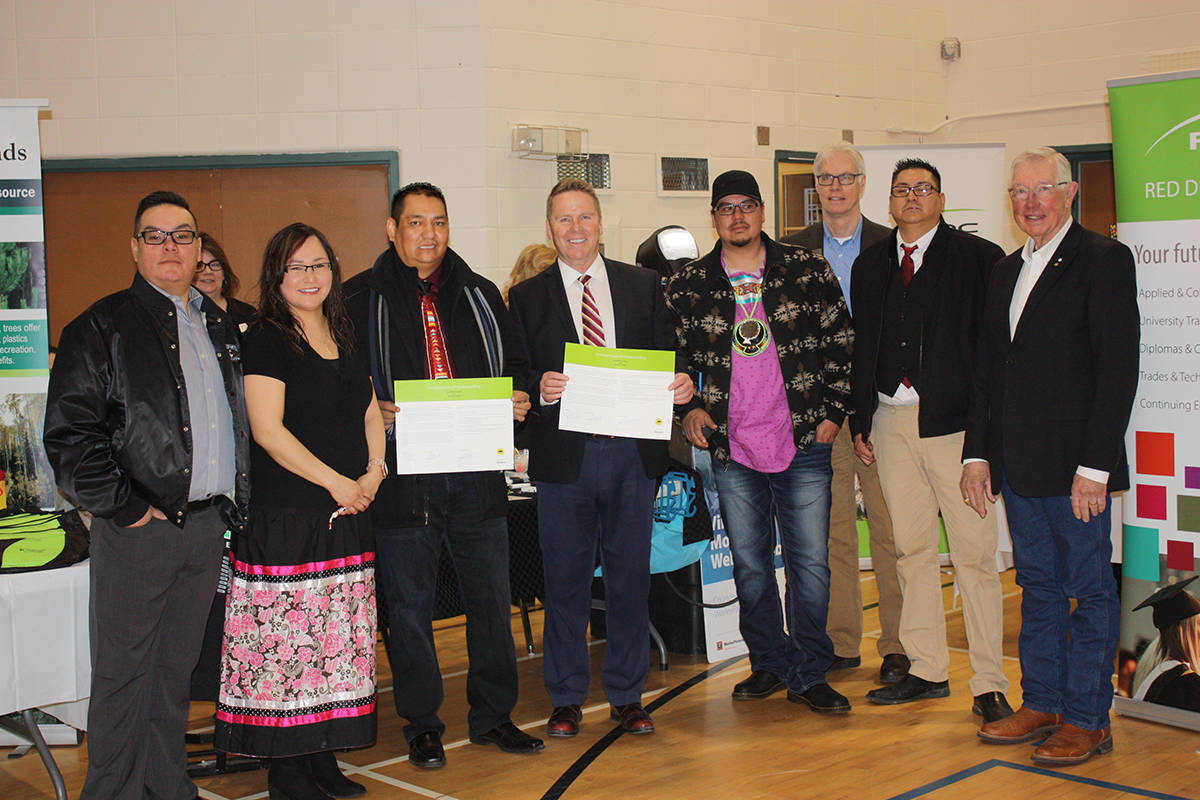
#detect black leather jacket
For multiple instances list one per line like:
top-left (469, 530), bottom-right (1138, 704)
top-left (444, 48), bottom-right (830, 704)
top-left (44, 274), bottom-right (251, 528)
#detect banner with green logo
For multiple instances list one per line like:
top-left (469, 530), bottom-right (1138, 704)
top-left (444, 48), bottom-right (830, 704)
top-left (1109, 70), bottom-right (1200, 731)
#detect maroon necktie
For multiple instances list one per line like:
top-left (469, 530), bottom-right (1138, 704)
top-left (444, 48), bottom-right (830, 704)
top-left (901, 244), bottom-right (918, 286)
top-left (579, 275), bottom-right (604, 347)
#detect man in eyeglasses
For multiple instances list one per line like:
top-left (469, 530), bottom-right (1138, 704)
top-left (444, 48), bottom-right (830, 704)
top-left (44, 190), bottom-right (250, 799)
top-left (781, 143), bottom-right (907, 688)
top-left (666, 170), bottom-right (855, 714)
top-left (343, 182), bottom-right (543, 770)
top-left (964, 147), bottom-right (1138, 764)
top-left (848, 158), bottom-right (1012, 725)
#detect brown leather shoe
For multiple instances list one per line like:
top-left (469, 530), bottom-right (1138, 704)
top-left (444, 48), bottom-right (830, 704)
top-left (610, 703), bottom-right (654, 734)
top-left (1031, 724), bottom-right (1113, 765)
top-left (977, 705), bottom-right (1062, 744)
top-left (547, 704), bottom-right (582, 737)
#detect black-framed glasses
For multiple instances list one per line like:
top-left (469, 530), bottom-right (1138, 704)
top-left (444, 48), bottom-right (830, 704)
top-left (713, 199), bottom-right (762, 216)
top-left (890, 183), bottom-right (938, 198)
top-left (1008, 182), bottom-right (1068, 200)
top-left (196, 259), bottom-right (224, 272)
top-left (815, 172), bottom-right (863, 186)
top-left (284, 262), bottom-right (332, 275)
top-left (137, 228), bottom-right (197, 245)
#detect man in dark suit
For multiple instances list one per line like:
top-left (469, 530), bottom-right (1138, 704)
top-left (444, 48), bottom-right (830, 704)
top-left (964, 146), bottom-right (1139, 764)
top-left (851, 158), bottom-right (1012, 724)
top-left (508, 178), bottom-right (693, 737)
top-left (782, 142), bottom-right (906, 686)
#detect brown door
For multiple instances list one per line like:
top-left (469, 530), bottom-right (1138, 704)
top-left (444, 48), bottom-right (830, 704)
top-left (43, 162), bottom-right (390, 345)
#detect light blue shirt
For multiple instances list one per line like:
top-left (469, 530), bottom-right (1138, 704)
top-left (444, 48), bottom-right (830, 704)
top-left (822, 217), bottom-right (864, 316)
top-left (150, 283), bottom-right (236, 501)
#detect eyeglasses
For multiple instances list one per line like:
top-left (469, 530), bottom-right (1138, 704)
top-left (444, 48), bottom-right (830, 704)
top-left (1008, 182), bottom-right (1068, 200)
top-left (196, 260), bottom-right (224, 272)
top-left (284, 262), bottom-right (332, 275)
top-left (713, 200), bottom-right (762, 216)
top-left (137, 229), bottom-right (197, 245)
top-left (815, 172), bottom-right (863, 186)
top-left (890, 183), bottom-right (938, 198)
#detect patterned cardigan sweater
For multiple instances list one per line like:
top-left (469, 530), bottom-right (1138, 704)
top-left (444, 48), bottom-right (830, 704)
top-left (665, 233), bottom-right (854, 467)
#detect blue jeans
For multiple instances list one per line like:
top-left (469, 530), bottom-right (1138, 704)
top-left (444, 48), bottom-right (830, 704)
top-left (1001, 477), bottom-right (1119, 731)
top-left (374, 473), bottom-right (517, 742)
top-left (713, 444), bottom-right (835, 691)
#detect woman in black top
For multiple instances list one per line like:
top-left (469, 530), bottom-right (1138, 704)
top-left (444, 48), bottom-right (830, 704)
top-left (214, 223), bottom-right (386, 800)
top-left (194, 231), bottom-right (257, 328)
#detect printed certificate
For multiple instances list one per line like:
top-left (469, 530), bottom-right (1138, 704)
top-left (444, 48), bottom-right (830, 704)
top-left (559, 343), bottom-right (674, 440)
top-left (393, 377), bottom-right (513, 474)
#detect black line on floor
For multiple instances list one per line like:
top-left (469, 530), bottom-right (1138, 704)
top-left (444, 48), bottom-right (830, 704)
top-left (538, 655), bottom-right (747, 800)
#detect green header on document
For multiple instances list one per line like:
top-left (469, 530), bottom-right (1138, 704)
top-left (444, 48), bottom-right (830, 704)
top-left (393, 376), bottom-right (512, 403)
top-left (563, 342), bottom-right (674, 372)
top-left (1108, 72), bottom-right (1200, 223)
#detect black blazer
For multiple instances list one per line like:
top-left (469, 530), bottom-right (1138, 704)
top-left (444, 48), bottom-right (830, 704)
top-left (850, 219), bottom-right (1004, 439)
top-left (780, 215), bottom-right (890, 255)
top-left (963, 221), bottom-right (1140, 496)
top-left (508, 257), bottom-right (682, 484)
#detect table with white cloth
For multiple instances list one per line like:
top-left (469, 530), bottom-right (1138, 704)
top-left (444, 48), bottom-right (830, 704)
top-left (0, 559), bottom-right (91, 800)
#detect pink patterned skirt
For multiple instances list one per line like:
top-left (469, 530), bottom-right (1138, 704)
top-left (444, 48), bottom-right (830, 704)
top-left (214, 506), bottom-right (377, 757)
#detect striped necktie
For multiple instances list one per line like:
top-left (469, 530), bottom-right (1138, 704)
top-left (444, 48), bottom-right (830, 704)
top-left (579, 274), bottom-right (605, 347)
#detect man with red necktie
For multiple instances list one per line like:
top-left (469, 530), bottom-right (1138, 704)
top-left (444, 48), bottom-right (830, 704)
top-left (509, 178), bottom-right (693, 738)
top-left (849, 158), bottom-right (1012, 726)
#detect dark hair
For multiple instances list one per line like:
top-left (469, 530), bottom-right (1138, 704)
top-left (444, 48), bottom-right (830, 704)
top-left (196, 231), bottom-right (239, 297)
top-left (134, 190), bottom-right (192, 234)
top-left (257, 223), bottom-right (354, 356)
top-left (891, 158), bottom-right (941, 191)
top-left (390, 182), bottom-right (447, 222)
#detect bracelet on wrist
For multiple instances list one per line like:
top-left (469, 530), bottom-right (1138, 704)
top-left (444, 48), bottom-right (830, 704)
top-left (367, 457), bottom-right (387, 479)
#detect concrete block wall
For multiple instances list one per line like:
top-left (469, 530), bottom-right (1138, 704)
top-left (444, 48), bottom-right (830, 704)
top-left (4, 0), bottom-right (1196, 282)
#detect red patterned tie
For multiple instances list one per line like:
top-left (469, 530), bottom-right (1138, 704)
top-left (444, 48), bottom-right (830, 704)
top-left (579, 274), bottom-right (605, 347)
top-left (419, 282), bottom-right (453, 379)
top-left (900, 244), bottom-right (918, 286)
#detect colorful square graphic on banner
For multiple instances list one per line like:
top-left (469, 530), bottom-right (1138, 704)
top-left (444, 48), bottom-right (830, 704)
top-left (1166, 539), bottom-right (1195, 571)
top-left (1178, 496), bottom-right (1200, 533)
top-left (1122, 525), bottom-right (1160, 582)
top-left (1135, 431), bottom-right (1174, 476)
top-left (1187, 466), bottom-right (1200, 490)
top-left (1136, 484), bottom-right (1167, 520)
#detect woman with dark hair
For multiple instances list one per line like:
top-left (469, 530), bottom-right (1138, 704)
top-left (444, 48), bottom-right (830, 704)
top-left (215, 223), bottom-right (385, 799)
top-left (194, 231), bottom-right (257, 327)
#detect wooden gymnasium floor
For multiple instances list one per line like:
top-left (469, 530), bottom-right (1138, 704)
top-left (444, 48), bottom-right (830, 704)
top-left (3, 567), bottom-right (1199, 800)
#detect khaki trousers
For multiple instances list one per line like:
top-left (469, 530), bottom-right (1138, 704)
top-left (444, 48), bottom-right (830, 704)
top-left (871, 403), bottom-right (1008, 694)
top-left (827, 422), bottom-right (904, 658)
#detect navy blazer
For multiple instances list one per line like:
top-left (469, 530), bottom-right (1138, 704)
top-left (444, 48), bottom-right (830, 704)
top-left (963, 221), bottom-right (1140, 496)
top-left (508, 257), bottom-right (682, 484)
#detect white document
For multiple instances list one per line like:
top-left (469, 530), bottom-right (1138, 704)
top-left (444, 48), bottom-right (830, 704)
top-left (558, 343), bottom-right (675, 440)
top-left (393, 378), bottom-right (513, 474)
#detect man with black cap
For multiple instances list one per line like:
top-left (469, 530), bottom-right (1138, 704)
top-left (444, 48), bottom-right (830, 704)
top-left (1132, 576), bottom-right (1200, 713)
top-left (666, 170), bottom-right (855, 713)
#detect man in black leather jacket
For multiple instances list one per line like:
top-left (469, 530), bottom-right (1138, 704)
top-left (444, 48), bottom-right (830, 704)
top-left (44, 191), bottom-right (250, 800)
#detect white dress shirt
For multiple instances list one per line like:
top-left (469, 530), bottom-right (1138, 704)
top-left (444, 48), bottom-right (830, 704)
top-left (540, 254), bottom-right (616, 406)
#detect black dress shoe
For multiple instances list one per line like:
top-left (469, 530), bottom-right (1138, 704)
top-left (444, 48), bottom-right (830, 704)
top-left (547, 704), bottom-right (582, 737)
top-left (827, 655), bottom-right (861, 672)
top-left (731, 670), bottom-right (786, 700)
top-left (866, 673), bottom-right (950, 705)
top-left (305, 750), bottom-right (365, 798)
top-left (408, 731), bottom-right (446, 769)
top-left (787, 682), bottom-right (851, 713)
top-left (878, 653), bottom-right (911, 685)
top-left (972, 691), bottom-right (1014, 724)
top-left (610, 703), bottom-right (655, 733)
top-left (470, 721), bottom-right (545, 754)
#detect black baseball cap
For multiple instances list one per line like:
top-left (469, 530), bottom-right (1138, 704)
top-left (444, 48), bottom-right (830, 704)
top-left (711, 170), bottom-right (762, 208)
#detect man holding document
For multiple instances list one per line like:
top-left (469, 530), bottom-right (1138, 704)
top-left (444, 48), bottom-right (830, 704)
top-left (509, 178), bottom-right (693, 737)
top-left (345, 182), bottom-right (542, 770)
top-left (666, 170), bottom-right (855, 714)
